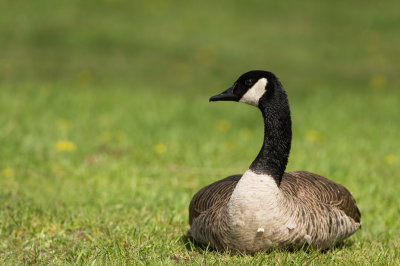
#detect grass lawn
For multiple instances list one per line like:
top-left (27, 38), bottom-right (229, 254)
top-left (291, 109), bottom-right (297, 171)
top-left (1, 0), bottom-right (399, 264)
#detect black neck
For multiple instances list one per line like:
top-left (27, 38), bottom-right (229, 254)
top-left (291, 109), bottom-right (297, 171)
top-left (249, 88), bottom-right (292, 186)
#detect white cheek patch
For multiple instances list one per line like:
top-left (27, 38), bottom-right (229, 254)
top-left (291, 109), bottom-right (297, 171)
top-left (239, 78), bottom-right (268, 106)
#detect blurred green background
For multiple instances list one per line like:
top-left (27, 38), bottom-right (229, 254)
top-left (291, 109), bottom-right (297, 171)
top-left (2, 0), bottom-right (399, 90)
top-left (0, 0), bottom-right (399, 264)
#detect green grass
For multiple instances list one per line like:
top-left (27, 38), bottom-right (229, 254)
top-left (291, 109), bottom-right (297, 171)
top-left (1, 0), bottom-right (399, 264)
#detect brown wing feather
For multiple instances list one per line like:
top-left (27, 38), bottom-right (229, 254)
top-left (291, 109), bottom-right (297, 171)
top-left (189, 174), bottom-right (241, 225)
top-left (281, 171), bottom-right (361, 223)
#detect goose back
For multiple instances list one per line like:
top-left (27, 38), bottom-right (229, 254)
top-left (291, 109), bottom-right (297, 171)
top-left (281, 171), bottom-right (361, 223)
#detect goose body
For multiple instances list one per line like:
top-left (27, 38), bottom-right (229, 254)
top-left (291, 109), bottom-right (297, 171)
top-left (188, 71), bottom-right (361, 253)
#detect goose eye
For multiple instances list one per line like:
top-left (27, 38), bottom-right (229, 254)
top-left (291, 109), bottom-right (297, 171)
top-left (245, 79), bottom-right (253, 86)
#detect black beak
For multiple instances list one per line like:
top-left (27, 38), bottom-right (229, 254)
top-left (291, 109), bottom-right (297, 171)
top-left (209, 86), bottom-right (238, 102)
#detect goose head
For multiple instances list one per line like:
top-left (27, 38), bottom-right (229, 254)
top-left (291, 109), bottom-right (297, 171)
top-left (209, 70), bottom-right (284, 108)
top-left (210, 70), bottom-right (291, 182)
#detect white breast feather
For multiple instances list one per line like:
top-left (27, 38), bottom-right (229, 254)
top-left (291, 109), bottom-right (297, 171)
top-left (226, 170), bottom-right (283, 248)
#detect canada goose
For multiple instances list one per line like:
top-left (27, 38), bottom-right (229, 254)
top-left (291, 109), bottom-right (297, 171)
top-left (188, 70), bottom-right (361, 253)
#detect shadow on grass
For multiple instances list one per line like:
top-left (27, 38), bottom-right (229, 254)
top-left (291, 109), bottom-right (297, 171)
top-left (180, 233), bottom-right (355, 256)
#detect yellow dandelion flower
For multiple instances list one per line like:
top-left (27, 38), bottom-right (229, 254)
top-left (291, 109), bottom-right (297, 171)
top-left (56, 118), bottom-right (70, 131)
top-left (216, 119), bottom-right (231, 132)
top-left (2, 167), bottom-right (14, 178)
top-left (306, 130), bottom-right (324, 144)
top-left (385, 154), bottom-right (396, 165)
top-left (56, 140), bottom-right (76, 152)
top-left (370, 75), bottom-right (386, 91)
top-left (154, 143), bottom-right (167, 155)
